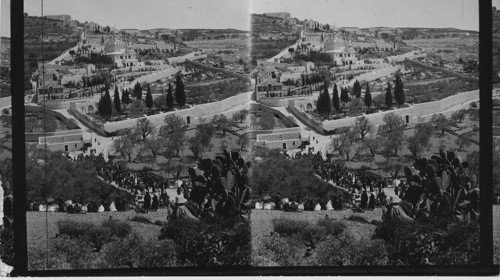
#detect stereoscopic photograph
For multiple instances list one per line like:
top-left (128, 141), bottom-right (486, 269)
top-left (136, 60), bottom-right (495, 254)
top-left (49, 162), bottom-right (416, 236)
top-left (0, 0), bottom-right (498, 276)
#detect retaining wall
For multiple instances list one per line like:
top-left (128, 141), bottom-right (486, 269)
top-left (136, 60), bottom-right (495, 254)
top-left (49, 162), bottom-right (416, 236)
top-left (322, 90), bottom-right (479, 131)
top-left (69, 102), bottom-right (109, 136)
top-left (287, 101), bottom-right (327, 135)
top-left (404, 59), bottom-right (479, 83)
top-left (101, 91), bottom-right (252, 134)
top-left (184, 60), bottom-right (250, 83)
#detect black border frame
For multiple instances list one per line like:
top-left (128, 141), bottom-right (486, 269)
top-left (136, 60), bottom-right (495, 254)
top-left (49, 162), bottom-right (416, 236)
top-left (9, 0), bottom-right (500, 276)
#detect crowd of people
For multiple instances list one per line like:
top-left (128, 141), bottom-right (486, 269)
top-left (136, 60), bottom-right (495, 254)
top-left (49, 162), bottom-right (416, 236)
top-left (26, 152), bottom-right (195, 216)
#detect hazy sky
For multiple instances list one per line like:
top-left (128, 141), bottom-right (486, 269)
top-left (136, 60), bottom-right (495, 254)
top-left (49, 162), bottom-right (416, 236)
top-left (252, 0), bottom-right (479, 31)
top-left (2, 0), bottom-right (251, 37)
top-left (0, 0), bottom-right (484, 37)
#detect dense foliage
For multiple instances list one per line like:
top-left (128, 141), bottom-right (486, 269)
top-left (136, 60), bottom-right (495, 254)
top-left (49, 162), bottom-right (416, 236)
top-left (250, 151), bottom-right (343, 202)
top-left (159, 216), bottom-right (251, 266)
top-left (255, 217), bottom-right (388, 266)
top-left (373, 219), bottom-right (479, 265)
top-left (25, 147), bottom-right (128, 205)
top-left (28, 219), bottom-right (177, 270)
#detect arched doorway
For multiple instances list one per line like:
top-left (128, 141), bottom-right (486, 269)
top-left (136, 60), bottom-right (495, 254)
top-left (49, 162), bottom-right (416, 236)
top-left (306, 103), bottom-right (313, 112)
top-left (88, 105), bottom-right (95, 114)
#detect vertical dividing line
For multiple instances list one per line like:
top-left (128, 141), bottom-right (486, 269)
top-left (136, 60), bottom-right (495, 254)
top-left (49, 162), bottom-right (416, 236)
top-left (479, 0), bottom-right (493, 268)
top-left (11, 0), bottom-right (27, 275)
top-left (40, 0), bottom-right (50, 270)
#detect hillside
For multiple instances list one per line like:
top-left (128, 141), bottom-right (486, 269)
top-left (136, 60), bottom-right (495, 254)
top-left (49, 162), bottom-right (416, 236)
top-left (24, 15), bottom-right (81, 80)
top-left (1, 37), bottom-right (10, 97)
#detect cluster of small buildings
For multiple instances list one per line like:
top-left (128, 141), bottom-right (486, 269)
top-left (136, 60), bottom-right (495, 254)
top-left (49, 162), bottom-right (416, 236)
top-left (36, 63), bottom-right (96, 94)
top-left (251, 12), bottom-right (298, 27)
top-left (254, 60), bottom-right (316, 99)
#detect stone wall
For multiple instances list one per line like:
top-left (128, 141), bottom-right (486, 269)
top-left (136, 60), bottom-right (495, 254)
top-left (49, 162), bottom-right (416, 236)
top-left (166, 53), bottom-right (207, 65)
top-left (184, 60), bottom-right (250, 83)
top-left (102, 91), bottom-right (252, 134)
top-left (37, 96), bottom-right (97, 110)
top-left (287, 101), bottom-right (327, 135)
top-left (69, 101), bottom-right (109, 136)
top-left (404, 59), bottom-right (479, 83)
top-left (387, 52), bottom-right (427, 63)
top-left (248, 103), bottom-right (298, 128)
top-left (322, 90), bottom-right (479, 131)
top-left (257, 94), bottom-right (315, 108)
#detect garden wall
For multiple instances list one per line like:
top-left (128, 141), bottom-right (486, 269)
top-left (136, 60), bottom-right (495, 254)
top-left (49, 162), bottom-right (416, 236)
top-left (102, 91), bottom-right (252, 134)
top-left (257, 95), bottom-right (314, 107)
top-left (322, 90), bottom-right (479, 131)
top-left (166, 53), bottom-right (207, 65)
top-left (248, 102), bottom-right (298, 128)
top-left (287, 101), bottom-right (327, 135)
top-left (68, 101), bottom-right (109, 136)
top-left (404, 59), bottom-right (479, 83)
top-left (37, 96), bottom-right (98, 110)
top-left (387, 52), bottom-right (427, 63)
top-left (184, 60), bottom-right (250, 83)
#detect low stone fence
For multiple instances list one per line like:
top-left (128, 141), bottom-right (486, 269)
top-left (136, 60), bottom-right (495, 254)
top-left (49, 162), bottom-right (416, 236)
top-left (249, 102), bottom-right (298, 127)
top-left (322, 90), bottom-right (479, 131)
top-left (184, 60), bottom-right (250, 83)
top-left (102, 91), bottom-right (252, 134)
top-left (404, 59), bottom-right (479, 83)
top-left (68, 102), bottom-right (109, 136)
top-left (287, 102), bottom-right (327, 135)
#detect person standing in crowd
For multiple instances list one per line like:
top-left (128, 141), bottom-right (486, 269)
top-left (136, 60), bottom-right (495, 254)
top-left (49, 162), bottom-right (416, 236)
top-left (368, 193), bottom-right (376, 210)
top-left (144, 191), bottom-right (151, 210)
top-left (360, 190), bottom-right (368, 209)
top-left (151, 194), bottom-right (159, 211)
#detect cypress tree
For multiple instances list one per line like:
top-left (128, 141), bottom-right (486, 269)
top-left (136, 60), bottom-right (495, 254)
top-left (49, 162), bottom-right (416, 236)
top-left (121, 88), bottom-right (130, 104)
top-left (332, 83), bottom-right (340, 111)
top-left (323, 81), bottom-right (331, 118)
top-left (134, 81), bottom-right (142, 99)
top-left (104, 89), bottom-right (113, 117)
top-left (175, 72), bottom-right (186, 107)
top-left (316, 88), bottom-right (324, 115)
top-left (145, 84), bottom-right (153, 109)
top-left (353, 80), bottom-right (361, 98)
top-left (394, 72), bottom-right (405, 106)
top-left (364, 83), bottom-right (372, 108)
top-left (166, 82), bottom-right (174, 110)
top-left (385, 82), bottom-right (393, 108)
top-left (114, 85), bottom-right (121, 113)
top-left (97, 93), bottom-right (106, 117)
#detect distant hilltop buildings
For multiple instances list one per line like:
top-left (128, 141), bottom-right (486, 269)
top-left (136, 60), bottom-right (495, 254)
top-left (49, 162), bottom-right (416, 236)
top-left (263, 12), bottom-right (291, 20)
top-left (44, 14), bottom-right (72, 22)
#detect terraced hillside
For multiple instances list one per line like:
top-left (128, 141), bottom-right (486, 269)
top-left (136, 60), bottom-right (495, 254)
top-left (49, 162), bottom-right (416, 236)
top-left (1, 37), bottom-right (10, 97)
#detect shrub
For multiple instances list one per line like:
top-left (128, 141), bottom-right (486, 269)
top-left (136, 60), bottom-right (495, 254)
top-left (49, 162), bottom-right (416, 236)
top-left (130, 215), bottom-right (153, 224)
top-left (57, 220), bottom-right (94, 238)
top-left (346, 215), bottom-right (370, 224)
top-left (258, 234), bottom-right (307, 266)
top-left (82, 225), bottom-right (113, 252)
top-left (51, 235), bottom-right (102, 269)
top-left (101, 233), bottom-right (177, 268)
top-left (28, 246), bottom-right (73, 271)
top-left (315, 232), bottom-right (389, 266)
top-left (159, 217), bottom-right (251, 266)
top-left (316, 218), bottom-right (347, 236)
top-left (373, 219), bottom-right (479, 265)
top-left (101, 219), bottom-right (132, 238)
top-left (0, 228), bottom-right (14, 266)
top-left (272, 218), bottom-right (309, 236)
